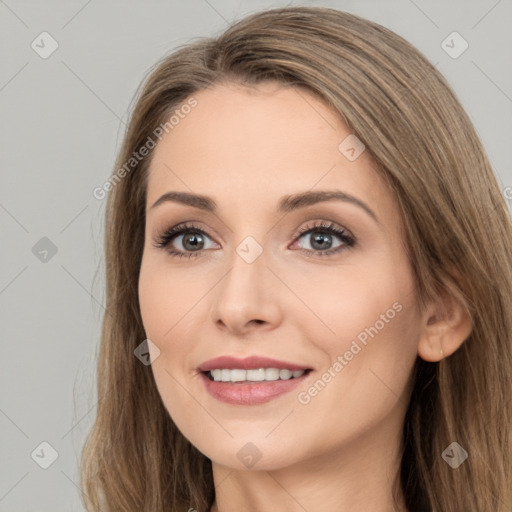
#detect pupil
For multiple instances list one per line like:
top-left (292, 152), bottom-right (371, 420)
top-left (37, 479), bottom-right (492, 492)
top-left (183, 233), bottom-right (203, 251)
top-left (311, 232), bottom-right (332, 250)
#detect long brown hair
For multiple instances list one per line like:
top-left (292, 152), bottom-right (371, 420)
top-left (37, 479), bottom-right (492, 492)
top-left (80, 6), bottom-right (512, 511)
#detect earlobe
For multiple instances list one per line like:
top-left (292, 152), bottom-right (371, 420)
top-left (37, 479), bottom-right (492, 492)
top-left (417, 329), bottom-right (446, 362)
top-left (417, 288), bottom-right (473, 362)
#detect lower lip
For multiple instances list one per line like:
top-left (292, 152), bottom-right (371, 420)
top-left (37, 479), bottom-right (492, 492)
top-left (199, 371), bottom-right (311, 406)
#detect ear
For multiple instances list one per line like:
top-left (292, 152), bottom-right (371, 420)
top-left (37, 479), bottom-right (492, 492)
top-left (417, 287), bottom-right (473, 362)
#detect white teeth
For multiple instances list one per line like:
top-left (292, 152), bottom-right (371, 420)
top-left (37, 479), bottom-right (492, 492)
top-left (265, 368), bottom-right (280, 381)
top-left (279, 369), bottom-right (293, 380)
top-left (209, 368), bottom-right (307, 382)
top-left (230, 369), bottom-right (246, 382)
top-left (247, 368), bottom-right (265, 381)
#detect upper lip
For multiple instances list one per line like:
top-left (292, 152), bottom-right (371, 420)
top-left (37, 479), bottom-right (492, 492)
top-left (197, 356), bottom-right (313, 372)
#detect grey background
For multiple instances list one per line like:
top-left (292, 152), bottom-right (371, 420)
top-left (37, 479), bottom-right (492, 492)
top-left (0, 0), bottom-right (511, 510)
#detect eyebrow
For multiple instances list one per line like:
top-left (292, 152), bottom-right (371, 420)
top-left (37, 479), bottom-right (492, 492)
top-left (150, 190), bottom-right (379, 223)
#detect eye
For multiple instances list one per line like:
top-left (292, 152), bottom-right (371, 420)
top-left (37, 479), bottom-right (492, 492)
top-left (153, 220), bottom-right (355, 260)
top-left (291, 220), bottom-right (355, 257)
top-left (152, 222), bottom-right (218, 259)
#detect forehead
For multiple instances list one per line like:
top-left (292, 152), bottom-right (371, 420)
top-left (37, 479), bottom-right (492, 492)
top-left (146, 81), bottom-right (396, 221)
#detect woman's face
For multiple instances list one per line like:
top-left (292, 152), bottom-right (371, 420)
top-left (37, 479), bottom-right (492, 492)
top-left (138, 81), bottom-right (423, 471)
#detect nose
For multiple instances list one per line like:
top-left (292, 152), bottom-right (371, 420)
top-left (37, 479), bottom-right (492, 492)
top-left (210, 246), bottom-right (283, 336)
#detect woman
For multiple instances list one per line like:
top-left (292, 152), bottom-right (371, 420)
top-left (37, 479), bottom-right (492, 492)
top-left (80, 6), bottom-right (512, 511)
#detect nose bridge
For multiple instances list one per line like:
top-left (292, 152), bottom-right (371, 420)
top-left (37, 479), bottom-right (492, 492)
top-left (219, 238), bottom-right (269, 308)
top-left (210, 236), bottom-right (281, 332)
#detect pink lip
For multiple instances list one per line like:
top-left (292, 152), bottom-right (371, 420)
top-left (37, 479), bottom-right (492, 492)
top-left (198, 370), bottom-right (312, 406)
top-left (197, 355), bottom-right (312, 372)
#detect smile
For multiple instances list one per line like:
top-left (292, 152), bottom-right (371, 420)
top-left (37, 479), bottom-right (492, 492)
top-left (199, 369), bottom-right (312, 405)
top-left (207, 368), bottom-right (307, 382)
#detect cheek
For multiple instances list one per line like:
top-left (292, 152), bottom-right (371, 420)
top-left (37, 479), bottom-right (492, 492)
top-left (138, 257), bottom-right (209, 387)
top-left (138, 256), bottom-right (201, 340)
top-left (294, 255), bottom-right (419, 404)
top-left (289, 256), bottom-right (414, 349)
top-left (138, 259), bottom-right (196, 422)
top-left (138, 260), bottom-right (165, 340)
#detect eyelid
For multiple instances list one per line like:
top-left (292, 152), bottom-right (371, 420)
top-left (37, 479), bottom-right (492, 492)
top-left (292, 219), bottom-right (355, 241)
top-left (289, 220), bottom-right (355, 252)
top-left (152, 221), bottom-right (218, 249)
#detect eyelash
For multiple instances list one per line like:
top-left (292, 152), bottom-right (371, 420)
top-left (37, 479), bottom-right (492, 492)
top-left (152, 221), bottom-right (356, 260)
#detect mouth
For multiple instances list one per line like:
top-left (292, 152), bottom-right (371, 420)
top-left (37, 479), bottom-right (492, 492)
top-left (197, 362), bottom-right (314, 405)
top-left (196, 355), bottom-right (314, 405)
top-left (202, 368), bottom-right (313, 383)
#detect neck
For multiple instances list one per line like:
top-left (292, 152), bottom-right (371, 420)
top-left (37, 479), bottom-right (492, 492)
top-left (209, 417), bottom-right (408, 512)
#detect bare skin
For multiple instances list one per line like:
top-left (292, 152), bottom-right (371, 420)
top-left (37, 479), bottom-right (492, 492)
top-left (138, 81), bottom-right (472, 512)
